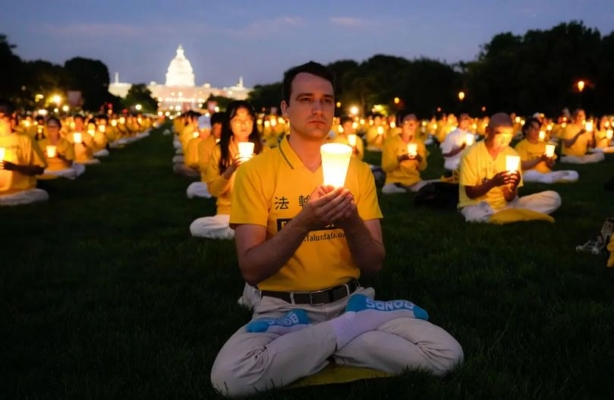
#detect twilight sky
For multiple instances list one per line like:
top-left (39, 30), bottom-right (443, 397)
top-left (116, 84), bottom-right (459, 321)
top-left (2, 0), bottom-right (613, 88)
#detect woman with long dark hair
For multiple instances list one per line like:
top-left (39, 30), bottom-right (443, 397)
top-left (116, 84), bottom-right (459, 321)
top-left (190, 101), bottom-right (265, 239)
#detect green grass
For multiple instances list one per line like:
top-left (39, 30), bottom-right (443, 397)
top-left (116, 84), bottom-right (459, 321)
top-left (2, 126), bottom-right (614, 399)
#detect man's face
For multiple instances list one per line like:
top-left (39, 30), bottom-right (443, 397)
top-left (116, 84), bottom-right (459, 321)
top-left (0, 113), bottom-right (12, 137)
top-left (75, 119), bottom-right (84, 130)
top-left (212, 122), bottom-right (222, 139)
top-left (282, 72), bottom-right (334, 141)
top-left (574, 111), bottom-right (586, 124)
top-left (46, 121), bottom-right (61, 138)
top-left (342, 122), bottom-right (354, 135)
top-left (459, 117), bottom-right (471, 130)
top-left (486, 125), bottom-right (514, 152)
top-left (402, 117), bottom-right (417, 137)
top-left (229, 107), bottom-right (254, 141)
top-left (525, 122), bottom-right (540, 141)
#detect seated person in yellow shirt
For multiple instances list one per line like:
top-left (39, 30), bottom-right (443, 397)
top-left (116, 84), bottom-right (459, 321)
top-left (458, 113), bottom-right (561, 223)
top-left (560, 109), bottom-right (605, 164)
top-left (332, 116), bottom-right (364, 160)
top-left (365, 113), bottom-right (387, 151)
top-left (187, 112), bottom-right (226, 199)
top-left (593, 115), bottom-right (614, 153)
top-left (381, 113), bottom-right (430, 194)
top-left (0, 101), bottom-right (48, 206)
top-left (66, 116), bottom-right (100, 165)
top-left (174, 115), bottom-right (210, 178)
top-left (210, 62), bottom-right (463, 397)
top-left (190, 101), bottom-right (265, 239)
top-left (37, 117), bottom-right (85, 179)
top-left (515, 118), bottom-right (578, 184)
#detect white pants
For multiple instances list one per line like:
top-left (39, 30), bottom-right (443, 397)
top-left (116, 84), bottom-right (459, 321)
top-left (211, 287), bottom-right (463, 397)
top-left (173, 164), bottom-right (199, 178)
top-left (173, 140), bottom-right (181, 149)
top-left (172, 155), bottom-right (185, 164)
top-left (93, 149), bottom-right (109, 157)
top-left (0, 188), bottom-right (49, 206)
top-left (79, 158), bottom-right (100, 165)
top-left (590, 147), bottom-right (614, 154)
top-left (560, 152), bottom-right (605, 164)
top-left (382, 180), bottom-right (434, 194)
top-left (163, 129), bottom-right (172, 136)
top-left (190, 214), bottom-right (234, 239)
top-left (43, 163), bottom-right (86, 180)
top-left (460, 190), bottom-right (562, 223)
top-left (186, 182), bottom-right (212, 199)
top-left (523, 170), bottom-right (579, 184)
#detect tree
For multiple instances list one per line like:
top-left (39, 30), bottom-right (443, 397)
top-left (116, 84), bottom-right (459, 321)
top-left (64, 57), bottom-right (111, 111)
top-left (0, 35), bottom-right (25, 105)
top-left (124, 83), bottom-right (157, 113)
top-left (247, 83), bottom-right (283, 112)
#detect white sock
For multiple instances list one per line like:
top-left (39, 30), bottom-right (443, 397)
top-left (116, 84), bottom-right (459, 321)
top-left (328, 294), bottom-right (428, 349)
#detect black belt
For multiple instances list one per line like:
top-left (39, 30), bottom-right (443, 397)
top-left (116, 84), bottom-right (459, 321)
top-left (261, 279), bottom-right (360, 305)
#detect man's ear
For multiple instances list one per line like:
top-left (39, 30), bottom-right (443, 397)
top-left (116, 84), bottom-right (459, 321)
top-left (281, 100), bottom-right (289, 117)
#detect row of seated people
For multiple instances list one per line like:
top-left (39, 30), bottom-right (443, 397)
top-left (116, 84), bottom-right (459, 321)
top-left (0, 100), bottom-right (154, 206)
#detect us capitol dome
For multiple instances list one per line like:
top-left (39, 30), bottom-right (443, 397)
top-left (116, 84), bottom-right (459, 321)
top-left (110, 45), bottom-right (251, 111)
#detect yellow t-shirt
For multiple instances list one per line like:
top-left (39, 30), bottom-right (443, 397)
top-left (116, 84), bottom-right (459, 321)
top-left (37, 138), bottom-right (75, 171)
top-left (230, 135), bottom-right (383, 292)
top-left (381, 135), bottom-right (427, 187)
top-left (173, 118), bottom-right (184, 135)
top-left (184, 137), bottom-right (203, 170)
top-left (198, 135), bottom-right (217, 182)
top-left (561, 124), bottom-right (590, 156)
top-left (514, 139), bottom-right (556, 174)
top-left (180, 125), bottom-right (196, 152)
top-left (0, 133), bottom-right (47, 194)
top-left (595, 130), bottom-right (611, 148)
top-left (458, 141), bottom-right (524, 211)
top-left (332, 134), bottom-right (364, 160)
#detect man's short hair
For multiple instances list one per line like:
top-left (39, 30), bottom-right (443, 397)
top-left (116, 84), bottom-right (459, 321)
top-left (210, 112), bottom-right (226, 127)
top-left (0, 98), bottom-right (14, 116)
top-left (488, 112), bottom-right (513, 130)
top-left (522, 117), bottom-right (541, 135)
top-left (399, 111), bottom-right (418, 121)
top-left (282, 61), bottom-right (335, 104)
top-left (340, 116), bottom-right (353, 125)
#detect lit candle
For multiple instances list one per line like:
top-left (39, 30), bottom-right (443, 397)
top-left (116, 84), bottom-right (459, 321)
top-left (585, 121), bottom-right (594, 132)
top-left (348, 134), bottom-right (357, 147)
top-left (547, 124), bottom-right (553, 131)
top-left (352, 122), bottom-right (358, 130)
top-left (607, 130), bottom-right (613, 140)
top-left (407, 143), bottom-right (418, 156)
top-left (545, 144), bottom-right (555, 158)
top-left (264, 121), bottom-right (270, 128)
top-left (605, 121), bottom-right (610, 128)
top-left (320, 143), bottom-right (352, 188)
top-left (377, 126), bottom-right (384, 135)
top-left (24, 120), bottom-right (31, 128)
top-left (87, 129), bottom-right (95, 137)
top-left (238, 142), bottom-right (255, 159)
top-left (193, 131), bottom-right (199, 138)
top-left (111, 119), bottom-right (117, 127)
top-left (73, 132), bottom-right (82, 144)
top-left (465, 134), bottom-right (474, 146)
top-left (338, 126), bottom-right (344, 134)
top-left (390, 122), bottom-right (396, 129)
top-left (538, 131), bottom-right (546, 141)
top-left (99, 125), bottom-right (106, 133)
top-left (119, 117), bottom-right (125, 124)
top-left (506, 155), bottom-right (520, 171)
top-left (360, 119), bottom-right (365, 125)
top-left (0, 147), bottom-right (5, 161)
top-left (215, 138), bottom-right (220, 143)
top-left (46, 145), bottom-right (57, 158)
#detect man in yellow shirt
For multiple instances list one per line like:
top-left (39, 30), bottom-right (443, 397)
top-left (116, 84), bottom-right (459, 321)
top-left (458, 113), bottom-right (561, 223)
top-left (0, 101), bottom-right (48, 206)
top-left (381, 113), bottom-right (430, 194)
top-left (365, 113), bottom-right (387, 151)
top-left (37, 117), bottom-right (85, 179)
top-left (560, 109), bottom-right (605, 164)
top-left (210, 62), bottom-right (463, 397)
top-left (516, 118), bottom-right (578, 184)
top-left (174, 115), bottom-right (209, 178)
top-left (187, 112), bottom-right (225, 199)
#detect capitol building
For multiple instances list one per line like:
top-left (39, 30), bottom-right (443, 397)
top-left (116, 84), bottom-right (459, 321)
top-left (109, 45), bottom-right (251, 111)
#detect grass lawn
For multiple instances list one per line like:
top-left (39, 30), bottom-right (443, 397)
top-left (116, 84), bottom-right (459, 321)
top-left (2, 125), bottom-right (614, 399)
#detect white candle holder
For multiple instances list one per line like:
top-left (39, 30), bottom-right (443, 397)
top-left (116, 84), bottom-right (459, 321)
top-left (407, 143), bottom-right (418, 157)
top-left (506, 155), bottom-right (520, 171)
top-left (538, 131), bottom-right (546, 141)
top-left (238, 142), bottom-right (255, 159)
top-left (46, 146), bottom-right (57, 158)
top-left (348, 134), bottom-right (357, 147)
top-left (321, 143), bottom-right (352, 188)
top-left (73, 132), bottom-right (83, 144)
top-left (0, 147), bottom-right (5, 161)
top-left (465, 134), bottom-right (475, 146)
top-left (606, 130), bottom-right (613, 141)
top-left (545, 144), bottom-right (555, 158)
top-left (585, 121), bottom-right (594, 132)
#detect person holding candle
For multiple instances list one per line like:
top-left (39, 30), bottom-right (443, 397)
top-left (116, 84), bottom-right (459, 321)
top-left (190, 101), bottom-right (265, 239)
top-left (174, 115), bottom-right (210, 178)
top-left (66, 116), bottom-right (99, 165)
top-left (331, 116), bottom-right (364, 160)
top-left (592, 115), bottom-right (614, 153)
top-left (381, 113), bottom-right (430, 194)
top-left (458, 113), bottom-right (561, 223)
top-left (365, 113), bottom-right (388, 151)
top-left (37, 117), bottom-right (85, 179)
top-left (187, 112), bottom-right (226, 199)
top-left (210, 62), bottom-right (463, 397)
top-left (560, 109), bottom-right (605, 164)
top-left (0, 100), bottom-right (49, 206)
top-left (440, 113), bottom-right (475, 176)
top-left (514, 118), bottom-right (578, 184)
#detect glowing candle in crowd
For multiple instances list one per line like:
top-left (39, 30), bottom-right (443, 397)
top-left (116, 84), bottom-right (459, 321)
top-left (585, 121), bottom-right (594, 132)
top-left (111, 119), bottom-right (117, 127)
top-left (545, 144), bottom-right (556, 158)
top-left (506, 155), bottom-right (520, 171)
top-left (465, 134), bottom-right (475, 146)
top-left (271, 119), bottom-right (277, 127)
top-left (0, 148), bottom-right (5, 161)
top-left (605, 121), bottom-right (610, 128)
top-left (24, 120), bottom-right (31, 128)
top-left (348, 134), bottom-right (357, 147)
top-left (193, 131), bottom-right (199, 138)
top-left (360, 119), bottom-right (365, 125)
top-left (87, 129), bottom-right (95, 137)
top-left (407, 143), bottom-right (418, 156)
top-left (238, 142), bottom-right (255, 159)
top-left (539, 131), bottom-right (546, 141)
top-left (215, 138), bottom-right (220, 143)
top-left (46, 146), bottom-right (57, 158)
top-left (119, 117), bottom-right (126, 124)
top-left (352, 122), bottom-right (358, 130)
top-left (607, 130), bottom-right (613, 141)
top-left (320, 143), bottom-right (352, 188)
top-left (377, 126), bottom-right (384, 135)
top-left (264, 121), bottom-right (270, 128)
top-left (73, 132), bottom-right (82, 144)
top-left (390, 122), bottom-right (396, 129)
top-left (338, 126), bottom-right (344, 134)
top-left (99, 125), bottom-right (106, 133)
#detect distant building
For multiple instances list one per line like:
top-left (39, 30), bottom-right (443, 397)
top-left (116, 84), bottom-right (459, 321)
top-left (109, 45), bottom-right (251, 111)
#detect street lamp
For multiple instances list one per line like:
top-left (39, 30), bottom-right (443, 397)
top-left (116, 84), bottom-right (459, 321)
top-left (458, 91), bottom-right (465, 101)
top-left (577, 80), bottom-right (585, 92)
top-left (135, 104), bottom-right (142, 111)
top-left (394, 97), bottom-right (400, 105)
top-left (350, 106), bottom-right (359, 116)
top-left (51, 94), bottom-right (62, 106)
